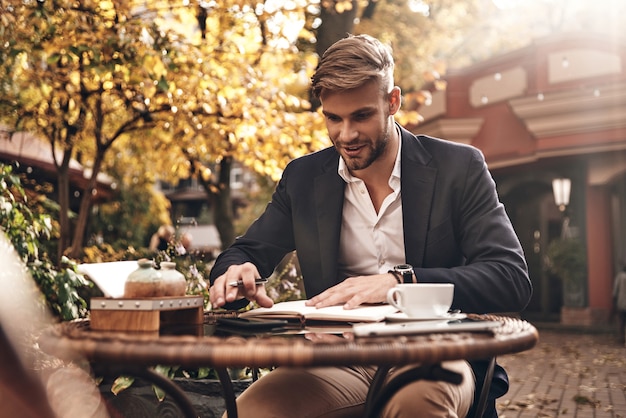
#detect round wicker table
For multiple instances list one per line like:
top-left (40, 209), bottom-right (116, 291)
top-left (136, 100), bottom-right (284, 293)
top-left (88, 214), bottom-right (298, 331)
top-left (39, 314), bottom-right (538, 418)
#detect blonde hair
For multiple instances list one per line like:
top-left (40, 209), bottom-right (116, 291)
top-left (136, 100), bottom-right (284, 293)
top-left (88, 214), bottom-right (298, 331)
top-left (311, 34), bottom-right (395, 99)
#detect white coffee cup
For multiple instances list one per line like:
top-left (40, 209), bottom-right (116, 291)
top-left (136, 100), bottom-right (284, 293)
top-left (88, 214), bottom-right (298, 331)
top-left (386, 283), bottom-right (454, 318)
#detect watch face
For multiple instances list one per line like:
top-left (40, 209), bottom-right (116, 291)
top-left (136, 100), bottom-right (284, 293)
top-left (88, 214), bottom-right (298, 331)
top-left (394, 264), bottom-right (413, 273)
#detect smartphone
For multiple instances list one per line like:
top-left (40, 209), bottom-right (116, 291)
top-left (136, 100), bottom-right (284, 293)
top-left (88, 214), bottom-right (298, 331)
top-left (216, 317), bottom-right (288, 332)
top-left (353, 318), bottom-right (502, 338)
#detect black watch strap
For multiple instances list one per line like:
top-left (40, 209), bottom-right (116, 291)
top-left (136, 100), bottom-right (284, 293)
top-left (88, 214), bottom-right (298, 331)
top-left (393, 264), bottom-right (414, 283)
top-left (388, 270), bottom-right (402, 284)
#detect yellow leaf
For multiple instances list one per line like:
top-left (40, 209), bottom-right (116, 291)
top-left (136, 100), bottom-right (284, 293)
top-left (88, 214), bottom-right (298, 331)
top-left (69, 71), bottom-right (80, 86)
top-left (111, 376), bottom-right (135, 395)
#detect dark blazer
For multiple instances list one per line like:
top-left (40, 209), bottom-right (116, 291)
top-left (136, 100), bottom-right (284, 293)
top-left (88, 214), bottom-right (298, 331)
top-left (210, 125), bottom-right (532, 417)
top-left (210, 125), bottom-right (531, 314)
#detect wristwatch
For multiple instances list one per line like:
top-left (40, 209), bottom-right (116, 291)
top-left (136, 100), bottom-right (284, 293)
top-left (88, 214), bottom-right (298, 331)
top-left (391, 264), bottom-right (414, 284)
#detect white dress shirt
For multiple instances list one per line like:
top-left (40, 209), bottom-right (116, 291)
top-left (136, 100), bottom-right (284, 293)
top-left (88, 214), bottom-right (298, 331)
top-left (336, 140), bottom-right (406, 279)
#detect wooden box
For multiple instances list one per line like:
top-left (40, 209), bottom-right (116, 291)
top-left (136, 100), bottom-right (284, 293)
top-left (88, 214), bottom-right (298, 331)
top-left (90, 296), bottom-right (204, 332)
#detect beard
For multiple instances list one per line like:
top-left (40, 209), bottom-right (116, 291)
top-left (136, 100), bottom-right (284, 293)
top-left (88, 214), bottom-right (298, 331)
top-left (337, 118), bottom-right (392, 172)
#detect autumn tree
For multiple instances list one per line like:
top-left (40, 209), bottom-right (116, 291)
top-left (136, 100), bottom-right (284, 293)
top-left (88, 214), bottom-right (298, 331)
top-left (0, 0), bottom-right (328, 257)
top-left (107, 1), bottom-right (329, 248)
top-left (0, 0), bottom-right (189, 258)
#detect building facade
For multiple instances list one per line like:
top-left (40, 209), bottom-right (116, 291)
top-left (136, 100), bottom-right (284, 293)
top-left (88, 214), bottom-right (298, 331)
top-left (0, 129), bottom-right (115, 208)
top-left (415, 32), bottom-right (626, 325)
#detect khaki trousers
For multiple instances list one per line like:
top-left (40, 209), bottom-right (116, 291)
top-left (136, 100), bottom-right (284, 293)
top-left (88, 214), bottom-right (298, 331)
top-left (227, 360), bottom-right (474, 418)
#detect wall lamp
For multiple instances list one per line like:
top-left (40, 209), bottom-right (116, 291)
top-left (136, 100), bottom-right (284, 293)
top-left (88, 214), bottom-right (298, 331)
top-left (552, 178), bottom-right (571, 212)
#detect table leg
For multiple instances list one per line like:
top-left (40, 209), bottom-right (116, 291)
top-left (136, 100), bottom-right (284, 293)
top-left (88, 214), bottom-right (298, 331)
top-left (363, 364), bottom-right (463, 418)
top-left (468, 357), bottom-right (496, 418)
top-left (216, 367), bottom-right (238, 418)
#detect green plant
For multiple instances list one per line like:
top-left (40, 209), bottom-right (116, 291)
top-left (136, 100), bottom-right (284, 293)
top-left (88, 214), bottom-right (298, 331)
top-left (545, 237), bottom-right (587, 285)
top-left (0, 163), bottom-right (91, 320)
top-left (546, 237), bottom-right (588, 307)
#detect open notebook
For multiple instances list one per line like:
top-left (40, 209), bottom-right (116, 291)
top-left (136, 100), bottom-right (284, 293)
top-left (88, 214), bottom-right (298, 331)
top-left (240, 300), bottom-right (398, 323)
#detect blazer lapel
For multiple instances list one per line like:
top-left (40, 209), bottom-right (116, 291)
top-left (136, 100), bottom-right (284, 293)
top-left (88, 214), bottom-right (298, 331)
top-left (314, 155), bottom-right (345, 286)
top-left (399, 127), bottom-right (437, 268)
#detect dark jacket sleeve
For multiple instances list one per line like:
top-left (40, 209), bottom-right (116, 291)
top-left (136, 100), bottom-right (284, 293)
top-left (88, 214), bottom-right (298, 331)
top-left (209, 147), bottom-right (342, 301)
top-left (208, 159), bottom-right (302, 310)
top-left (411, 143), bottom-right (532, 314)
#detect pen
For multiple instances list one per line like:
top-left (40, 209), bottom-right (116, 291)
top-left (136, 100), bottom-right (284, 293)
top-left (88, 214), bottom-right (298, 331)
top-left (228, 278), bottom-right (268, 287)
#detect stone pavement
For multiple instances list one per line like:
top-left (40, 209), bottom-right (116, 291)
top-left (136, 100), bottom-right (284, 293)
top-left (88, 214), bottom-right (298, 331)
top-left (496, 327), bottom-right (626, 418)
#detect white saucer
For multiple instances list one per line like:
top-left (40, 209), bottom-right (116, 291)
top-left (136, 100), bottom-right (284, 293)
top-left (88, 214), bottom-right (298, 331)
top-left (385, 312), bottom-right (467, 322)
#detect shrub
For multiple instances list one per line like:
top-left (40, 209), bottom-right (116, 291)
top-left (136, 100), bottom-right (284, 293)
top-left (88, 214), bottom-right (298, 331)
top-left (0, 163), bottom-right (90, 320)
top-left (545, 237), bottom-right (587, 285)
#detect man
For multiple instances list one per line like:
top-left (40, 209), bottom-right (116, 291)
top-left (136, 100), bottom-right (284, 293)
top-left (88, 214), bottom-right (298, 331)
top-left (209, 34), bottom-right (532, 418)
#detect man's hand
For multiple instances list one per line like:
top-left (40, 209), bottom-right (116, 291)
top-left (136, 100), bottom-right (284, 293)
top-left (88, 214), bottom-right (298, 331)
top-left (209, 262), bottom-right (274, 309)
top-left (305, 273), bottom-right (397, 309)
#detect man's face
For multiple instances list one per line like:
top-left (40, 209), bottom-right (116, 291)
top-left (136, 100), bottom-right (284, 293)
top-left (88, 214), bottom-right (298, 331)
top-left (320, 80), bottom-right (398, 173)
